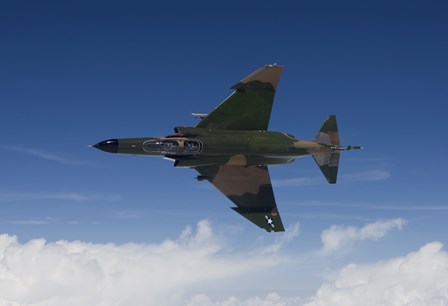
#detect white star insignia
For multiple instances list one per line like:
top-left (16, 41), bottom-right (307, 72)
top-left (265, 215), bottom-right (275, 228)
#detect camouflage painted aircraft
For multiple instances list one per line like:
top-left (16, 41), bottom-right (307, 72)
top-left (94, 64), bottom-right (362, 232)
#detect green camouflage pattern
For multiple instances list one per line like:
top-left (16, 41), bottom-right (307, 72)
top-left (195, 164), bottom-right (284, 232)
top-left (312, 115), bottom-right (340, 184)
top-left (94, 65), bottom-right (362, 232)
top-left (196, 65), bottom-right (283, 131)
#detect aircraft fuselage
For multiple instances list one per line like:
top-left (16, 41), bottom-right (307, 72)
top-left (94, 128), bottom-right (334, 167)
top-left (93, 64), bottom-right (362, 232)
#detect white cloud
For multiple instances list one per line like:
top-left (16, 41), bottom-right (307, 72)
top-left (186, 241), bottom-right (448, 306)
top-left (0, 220), bottom-right (292, 306)
top-left (306, 242), bottom-right (448, 306)
top-left (1, 219), bottom-right (446, 306)
top-left (188, 292), bottom-right (304, 306)
top-left (261, 223), bottom-right (300, 254)
top-left (320, 219), bottom-right (406, 255)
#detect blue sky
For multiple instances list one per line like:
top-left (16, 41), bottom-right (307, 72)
top-left (1, 0), bottom-right (448, 305)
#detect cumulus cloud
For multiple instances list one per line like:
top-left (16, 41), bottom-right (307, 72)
top-left (187, 241), bottom-right (448, 306)
top-left (0, 220), bottom-right (292, 306)
top-left (306, 242), bottom-right (448, 306)
top-left (320, 219), bottom-right (406, 255)
top-left (261, 222), bottom-right (300, 254)
top-left (188, 292), bottom-right (304, 306)
top-left (1, 219), bottom-right (446, 306)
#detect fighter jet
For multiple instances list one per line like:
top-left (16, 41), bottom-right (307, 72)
top-left (93, 64), bottom-right (362, 232)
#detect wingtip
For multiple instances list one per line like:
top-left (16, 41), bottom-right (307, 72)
top-left (265, 63), bottom-right (284, 68)
top-left (233, 64), bottom-right (284, 90)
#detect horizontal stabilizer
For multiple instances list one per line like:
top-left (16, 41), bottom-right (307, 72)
top-left (312, 152), bottom-right (340, 184)
top-left (231, 207), bottom-right (285, 232)
top-left (313, 115), bottom-right (340, 184)
top-left (314, 115), bottom-right (339, 146)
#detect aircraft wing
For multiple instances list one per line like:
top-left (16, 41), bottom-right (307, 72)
top-left (196, 64), bottom-right (283, 131)
top-left (195, 165), bottom-right (285, 232)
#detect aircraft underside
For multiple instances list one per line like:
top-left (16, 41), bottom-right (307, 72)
top-left (93, 64), bottom-right (362, 232)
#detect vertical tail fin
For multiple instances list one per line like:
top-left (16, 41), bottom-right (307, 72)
top-left (312, 115), bottom-right (340, 184)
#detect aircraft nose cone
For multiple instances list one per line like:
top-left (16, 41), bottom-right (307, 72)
top-left (93, 139), bottom-right (118, 153)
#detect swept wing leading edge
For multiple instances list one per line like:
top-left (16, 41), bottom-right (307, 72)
top-left (194, 65), bottom-right (285, 232)
top-left (196, 64), bottom-right (283, 131)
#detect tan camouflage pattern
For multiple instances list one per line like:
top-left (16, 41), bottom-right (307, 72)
top-left (311, 116), bottom-right (341, 184)
top-left (94, 66), bottom-right (361, 232)
top-left (231, 64), bottom-right (284, 90)
top-left (314, 115), bottom-right (340, 146)
top-left (196, 64), bottom-right (283, 131)
top-left (195, 164), bottom-right (285, 232)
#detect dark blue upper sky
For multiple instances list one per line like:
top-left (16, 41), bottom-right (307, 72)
top-left (1, 0), bottom-right (447, 258)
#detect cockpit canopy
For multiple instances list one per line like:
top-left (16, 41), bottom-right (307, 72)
top-left (143, 139), bottom-right (201, 155)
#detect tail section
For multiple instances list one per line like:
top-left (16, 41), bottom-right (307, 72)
top-left (314, 115), bottom-right (339, 146)
top-left (312, 115), bottom-right (340, 184)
